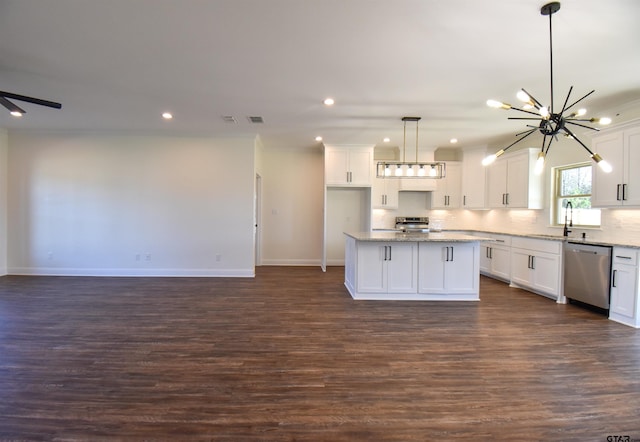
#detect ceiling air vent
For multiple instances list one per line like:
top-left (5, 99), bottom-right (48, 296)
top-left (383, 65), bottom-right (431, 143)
top-left (222, 115), bottom-right (237, 124)
top-left (247, 116), bottom-right (264, 124)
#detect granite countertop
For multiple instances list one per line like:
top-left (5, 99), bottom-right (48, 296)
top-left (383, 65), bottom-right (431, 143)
top-left (459, 229), bottom-right (640, 250)
top-left (366, 228), bottom-right (640, 249)
top-left (345, 231), bottom-right (493, 242)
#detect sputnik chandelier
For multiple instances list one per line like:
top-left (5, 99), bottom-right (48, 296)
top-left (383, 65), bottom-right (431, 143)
top-left (483, 1), bottom-right (612, 174)
top-left (376, 117), bottom-right (446, 179)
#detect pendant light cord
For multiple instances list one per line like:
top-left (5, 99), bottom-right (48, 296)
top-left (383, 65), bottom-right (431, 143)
top-left (549, 10), bottom-right (554, 114)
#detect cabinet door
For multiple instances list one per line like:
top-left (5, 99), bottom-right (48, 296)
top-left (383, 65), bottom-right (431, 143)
top-left (505, 153), bottom-right (529, 208)
top-left (610, 263), bottom-right (637, 319)
top-left (531, 252), bottom-right (560, 297)
top-left (325, 148), bottom-right (350, 185)
top-left (356, 243), bottom-right (387, 293)
top-left (372, 178), bottom-right (398, 209)
top-left (624, 126), bottom-right (640, 206)
top-left (461, 149), bottom-right (486, 209)
top-left (510, 248), bottom-right (534, 288)
top-left (490, 246), bottom-right (511, 281)
top-left (479, 244), bottom-right (491, 274)
top-left (432, 162), bottom-right (462, 209)
top-left (386, 243), bottom-right (418, 293)
top-left (445, 243), bottom-right (477, 293)
top-left (591, 131), bottom-right (624, 207)
top-left (418, 244), bottom-right (446, 292)
top-left (487, 160), bottom-right (508, 208)
top-left (348, 149), bottom-right (373, 186)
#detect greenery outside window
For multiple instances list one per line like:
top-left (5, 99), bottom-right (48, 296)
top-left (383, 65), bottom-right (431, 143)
top-left (553, 163), bottom-right (601, 227)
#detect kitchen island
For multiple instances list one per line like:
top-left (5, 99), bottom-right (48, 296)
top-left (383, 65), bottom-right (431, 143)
top-left (344, 231), bottom-right (490, 301)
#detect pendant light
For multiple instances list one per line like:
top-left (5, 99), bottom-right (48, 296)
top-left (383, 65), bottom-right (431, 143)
top-left (483, 2), bottom-right (612, 174)
top-left (376, 117), bottom-right (446, 179)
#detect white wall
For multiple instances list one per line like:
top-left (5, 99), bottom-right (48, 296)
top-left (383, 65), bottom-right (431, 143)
top-left (7, 132), bottom-right (256, 276)
top-left (0, 129), bottom-right (7, 275)
top-left (260, 147), bottom-right (324, 265)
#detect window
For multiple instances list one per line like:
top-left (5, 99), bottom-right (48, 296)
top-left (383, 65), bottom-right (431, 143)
top-left (553, 163), bottom-right (601, 227)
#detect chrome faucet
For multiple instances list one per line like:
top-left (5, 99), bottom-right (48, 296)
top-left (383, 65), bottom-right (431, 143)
top-left (563, 201), bottom-right (573, 237)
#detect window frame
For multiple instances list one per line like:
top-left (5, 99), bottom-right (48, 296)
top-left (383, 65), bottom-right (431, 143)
top-left (552, 162), bottom-right (601, 228)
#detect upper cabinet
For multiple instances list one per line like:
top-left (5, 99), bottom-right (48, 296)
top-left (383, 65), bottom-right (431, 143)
top-left (461, 148), bottom-right (487, 209)
top-left (324, 145), bottom-right (374, 187)
top-left (591, 121), bottom-right (640, 208)
top-left (486, 148), bottom-right (543, 209)
top-left (372, 177), bottom-right (399, 209)
top-left (431, 162), bottom-right (461, 209)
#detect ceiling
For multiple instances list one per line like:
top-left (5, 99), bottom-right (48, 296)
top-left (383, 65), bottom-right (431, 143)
top-left (1, 0), bottom-right (639, 151)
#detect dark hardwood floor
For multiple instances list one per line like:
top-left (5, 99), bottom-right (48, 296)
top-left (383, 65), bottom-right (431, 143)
top-left (0, 267), bottom-right (639, 441)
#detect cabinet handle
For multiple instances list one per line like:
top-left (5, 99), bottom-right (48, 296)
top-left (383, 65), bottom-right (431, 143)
top-left (502, 193), bottom-right (506, 205)
top-left (616, 255), bottom-right (632, 260)
top-left (388, 246), bottom-right (392, 261)
top-left (623, 184), bottom-right (628, 201)
top-left (531, 255), bottom-right (535, 270)
top-left (489, 247), bottom-right (493, 259)
top-left (450, 246), bottom-right (454, 262)
top-left (612, 269), bottom-right (617, 288)
top-left (445, 246), bottom-right (450, 262)
top-left (617, 184), bottom-right (622, 201)
top-left (486, 247), bottom-right (490, 259)
top-left (505, 193), bottom-right (509, 205)
top-left (463, 195), bottom-right (467, 206)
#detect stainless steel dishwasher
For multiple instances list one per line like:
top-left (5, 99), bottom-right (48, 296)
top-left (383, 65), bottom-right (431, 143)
top-left (563, 242), bottom-right (612, 310)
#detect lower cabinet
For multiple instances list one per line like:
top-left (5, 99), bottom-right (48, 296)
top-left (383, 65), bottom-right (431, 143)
top-left (479, 234), bottom-right (511, 282)
top-left (510, 237), bottom-right (562, 300)
top-left (418, 242), bottom-right (479, 297)
top-left (609, 247), bottom-right (640, 328)
top-left (356, 241), bottom-right (418, 294)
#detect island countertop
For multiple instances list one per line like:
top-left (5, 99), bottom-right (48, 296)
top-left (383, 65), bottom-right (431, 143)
top-left (344, 231), bottom-right (492, 242)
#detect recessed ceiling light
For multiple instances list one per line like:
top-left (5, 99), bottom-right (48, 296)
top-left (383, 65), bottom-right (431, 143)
top-left (383, 137), bottom-right (390, 143)
top-left (450, 138), bottom-right (458, 144)
top-left (315, 136), bottom-right (323, 142)
top-left (162, 112), bottom-right (173, 120)
top-left (323, 98), bottom-right (335, 106)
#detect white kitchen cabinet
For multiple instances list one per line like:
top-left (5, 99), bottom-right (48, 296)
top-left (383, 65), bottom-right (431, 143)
top-left (356, 241), bottom-right (418, 294)
top-left (461, 148), bottom-right (487, 209)
top-left (609, 247), bottom-right (640, 328)
top-left (486, 148), bottom-right (543, 209)
top-left (591, 122), bottom-right (640, 207)
top-left (372, 177), bottom-right (399, 209)
top-left (418, 242), bottom-right (479, 295)
top-left (479, 234), bottom-right (511, 282)
top-left (510, 237), bottom-right (562, 300)
top-left (324, 145), bottom-right (374, 186)
top-left (431, 162), bottom-right (461, 209)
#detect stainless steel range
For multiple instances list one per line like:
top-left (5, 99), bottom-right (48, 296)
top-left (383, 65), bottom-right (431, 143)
top-left (395, 216), bottom-right (429, 233)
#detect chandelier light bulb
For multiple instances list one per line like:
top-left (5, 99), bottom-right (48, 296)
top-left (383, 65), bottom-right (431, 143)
top-left (592, 153), bottom-right (612, 173)
top-left (384, 165), bottom-right (391, 177)
top-left (10, 111), bottom-right (23, 117)
top-left (576, 108), bottom-right (587, 117)
top-left (482, 154), bottom-right (497, 166)
top-left (487, 99), bottom-right (511, 110)
top-left (395, 165), bottom-right (403, 177)
top-left (539, 106), bottom-right (549, 118)
top-left (406, 165), bottom-right (415, 176)
top-left (595, 117), bottom-right (612, 125)
top-left (429, 165), bottom-right (437, 177)
top-left (516, 90), bottom-right (531, 103)
top-left (417, 165), bottom-right (426, 177)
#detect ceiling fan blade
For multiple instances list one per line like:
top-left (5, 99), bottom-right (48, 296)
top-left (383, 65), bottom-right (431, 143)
top-left (0, 96), bottom-right (26, 114)
top-left (0, 90), bottom-right (62, 109)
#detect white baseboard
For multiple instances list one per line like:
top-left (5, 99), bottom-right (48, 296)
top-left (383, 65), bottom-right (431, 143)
top-left (259, 259), bottom-right (322, 267)
top-left (6, 267), bottom-right (255, 277)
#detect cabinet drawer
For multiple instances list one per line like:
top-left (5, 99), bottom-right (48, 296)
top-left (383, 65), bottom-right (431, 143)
top-left (511, 237), bottom-right (562, 255)
top-left (613, 248), bottom-right (638, 266)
